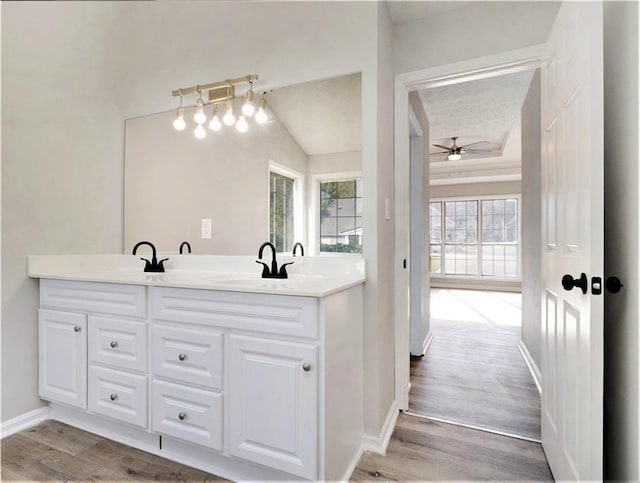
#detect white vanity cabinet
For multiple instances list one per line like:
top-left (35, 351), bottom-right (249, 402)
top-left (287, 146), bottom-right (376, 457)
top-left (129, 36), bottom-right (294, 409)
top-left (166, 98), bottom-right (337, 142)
top-left (37, 277), bottom-right (364, 482)
top-left (39, 308), bottom-right (87, 409)
top-left (38, 279), bottom-right (148, 427)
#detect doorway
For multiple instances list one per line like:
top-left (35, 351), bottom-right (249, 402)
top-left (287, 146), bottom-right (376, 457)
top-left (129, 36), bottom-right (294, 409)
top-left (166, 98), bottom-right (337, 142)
top-left (394, 50), bottom-right (546, 440)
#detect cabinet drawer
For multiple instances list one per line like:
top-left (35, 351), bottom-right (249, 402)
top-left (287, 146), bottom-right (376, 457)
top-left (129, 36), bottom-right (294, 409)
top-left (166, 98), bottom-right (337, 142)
top-left (152, 379), bottom-right (222, 451)
top-left (89, 316), bottom-right (147, 372)
top-left (150, 287), bottom-right (318, 339)
top-left (88, 366), bottom-right (147, 428)
top-left (41, 279), bottom-right (146, 319)
top-left (152, 324), bottom-right (223, 390)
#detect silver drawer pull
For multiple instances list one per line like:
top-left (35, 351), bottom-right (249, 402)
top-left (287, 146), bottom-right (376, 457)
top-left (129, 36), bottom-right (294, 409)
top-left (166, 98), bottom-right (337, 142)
top-left (110, 393), bottom-right (118, 401)
top-left (74, 325), bottom-right (81, 332)
top-left (178, 412), bottom-right (186, 420)
top-left (178, 353), bottom-right (187, 361)
top-left (302, 362), bottom-right (311, 372)
top-left (110, 341), bottom-right (118, 348)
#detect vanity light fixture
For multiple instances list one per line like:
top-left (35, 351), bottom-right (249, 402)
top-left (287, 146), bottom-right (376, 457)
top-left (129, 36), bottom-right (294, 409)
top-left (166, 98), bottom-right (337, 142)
top-left (242, 81), bottom-right (256, 117)
top-left (171, 74), bottom-right (267, 137)
top-left (209, 105), bottom-right (222, 131)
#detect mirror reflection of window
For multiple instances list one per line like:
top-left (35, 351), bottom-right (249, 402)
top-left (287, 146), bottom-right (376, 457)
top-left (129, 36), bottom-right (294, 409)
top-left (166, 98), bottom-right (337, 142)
top-left (319, 178), bottom-right (362, 254)
top-left (269, 162), bottom-right (304, 253)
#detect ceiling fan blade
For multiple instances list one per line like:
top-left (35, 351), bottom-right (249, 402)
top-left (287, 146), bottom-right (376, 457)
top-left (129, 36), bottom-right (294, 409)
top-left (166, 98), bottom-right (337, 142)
top-left (432, 144), bottom-right (452, 150)
top-left (460, 140), bottom-right (490, 148)
top-left (463, 149), bottom-right (492, 153)
top-left (429, 151), bottom-right (449, 155)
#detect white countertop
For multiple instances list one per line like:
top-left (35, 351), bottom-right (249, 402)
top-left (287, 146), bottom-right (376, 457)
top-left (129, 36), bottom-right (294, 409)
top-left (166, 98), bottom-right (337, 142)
top-left (28, 254), bottom-right (366, 298)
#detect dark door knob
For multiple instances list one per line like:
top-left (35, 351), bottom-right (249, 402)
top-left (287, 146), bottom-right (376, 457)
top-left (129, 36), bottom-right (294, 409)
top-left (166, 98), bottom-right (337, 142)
top-left (605, 276), bottom-right (624, 294)
top-left (562, 273), bottom-right (588, 294)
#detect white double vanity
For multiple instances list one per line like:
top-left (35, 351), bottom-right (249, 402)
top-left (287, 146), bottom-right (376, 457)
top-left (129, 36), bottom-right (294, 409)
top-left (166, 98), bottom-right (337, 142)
top-left (29, 254), bottom-right (365, 481)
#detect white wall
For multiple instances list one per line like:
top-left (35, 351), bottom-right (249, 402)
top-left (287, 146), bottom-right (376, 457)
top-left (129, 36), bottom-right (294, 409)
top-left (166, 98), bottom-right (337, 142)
top-left (430, 180), bottom-right (521, 199)
top-left (2, 0), bottom-right (397, 440)
top-left (603, 2), bottom-right (640, 479)
top-left (124, 109), bottom-right (307, 254)
top-left (1, 2), bottom-right (124, 421)
top-left (520, 69), bottom-right (542, 371)
top-left (393, 1), bottom-right (560, 75)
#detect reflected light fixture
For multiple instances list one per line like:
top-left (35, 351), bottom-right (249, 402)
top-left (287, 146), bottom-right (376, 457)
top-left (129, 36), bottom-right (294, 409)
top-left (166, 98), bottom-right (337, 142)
top-left (173, 91), bottom-right (186, 131)
top-left (255, 92), bottom-right (269, 124)
top-left (171, 74), bottom-right (266, 138)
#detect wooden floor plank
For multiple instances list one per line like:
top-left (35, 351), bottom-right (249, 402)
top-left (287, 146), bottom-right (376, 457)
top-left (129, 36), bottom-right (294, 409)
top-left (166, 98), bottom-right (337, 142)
top-left (409, 289), bottom-right (541, 440)
top-left (351, 413), bottom-right (553, 481)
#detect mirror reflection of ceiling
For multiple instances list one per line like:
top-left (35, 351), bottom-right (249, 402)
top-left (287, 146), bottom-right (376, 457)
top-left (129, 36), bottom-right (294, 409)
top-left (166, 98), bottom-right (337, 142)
top-left (267, 74), bottom-right (361, 156)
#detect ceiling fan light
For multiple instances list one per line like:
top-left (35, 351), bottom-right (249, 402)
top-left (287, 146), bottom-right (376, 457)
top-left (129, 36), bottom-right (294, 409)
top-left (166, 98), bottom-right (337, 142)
top-left (448, 153), bottom-right (462, 161)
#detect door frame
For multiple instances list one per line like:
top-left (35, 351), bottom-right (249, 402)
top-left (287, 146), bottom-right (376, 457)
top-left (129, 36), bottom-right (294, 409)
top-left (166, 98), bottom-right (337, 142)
top-left (393, 44), bottom-right (548, 411)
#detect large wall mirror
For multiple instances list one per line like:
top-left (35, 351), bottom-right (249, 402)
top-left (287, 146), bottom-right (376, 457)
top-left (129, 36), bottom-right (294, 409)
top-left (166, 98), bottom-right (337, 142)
top-left (124, 73), bottom-right (362, 255)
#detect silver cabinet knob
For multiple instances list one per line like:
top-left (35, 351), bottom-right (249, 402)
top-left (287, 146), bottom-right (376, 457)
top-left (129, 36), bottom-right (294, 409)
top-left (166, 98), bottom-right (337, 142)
top-left (74, 325), bottom-right (81, 332)
top-left (302, 362), bottom-right (311, 372)
top-left (178, 412), bottom-right (186, 420)
top-left (110, 393), bottom-right (117, 401)
top-left (178, 353), bottom-right (187, 361)
top-left (110, 341), bottom-right (118, 348)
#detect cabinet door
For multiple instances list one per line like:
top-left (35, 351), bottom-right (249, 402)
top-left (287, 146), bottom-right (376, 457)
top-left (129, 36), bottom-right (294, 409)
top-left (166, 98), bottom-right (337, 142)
top-left (227, 335), bottom-right (318, 479)
top-left (39, 309), bottom-right (87, 408)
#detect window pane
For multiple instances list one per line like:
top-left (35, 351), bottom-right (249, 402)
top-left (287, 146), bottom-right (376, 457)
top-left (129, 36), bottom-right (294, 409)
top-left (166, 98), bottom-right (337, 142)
top-left (429, 245), bottom-right (442, 274)
top-left (269, 172), bottom-right (295, 252)
top-left (320, 179), bottom-right (362, 253)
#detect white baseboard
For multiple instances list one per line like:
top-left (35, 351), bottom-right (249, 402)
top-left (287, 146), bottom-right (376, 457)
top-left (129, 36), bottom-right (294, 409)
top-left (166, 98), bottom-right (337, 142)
top-left (1, 406), bottom-right (51, 439)
top-left (422, 331), bottom-right (433, 355)
top-left (518, 340), bottom-right (542, 395)
top-left (361, 401), bottom-right (399, 455)
top-left (340, 442), bottom-right (364, 482)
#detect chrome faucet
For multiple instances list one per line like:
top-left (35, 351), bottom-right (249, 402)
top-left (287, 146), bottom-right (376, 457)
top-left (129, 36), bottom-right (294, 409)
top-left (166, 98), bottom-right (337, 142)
top-left (292, 242), bottom-right (305, 257)
top-left (257, 241), bottom-right (293, 279)
top-left (132, 241), bottom-right (168, 273)
top-left (179, 241), bottom-right (191, 254)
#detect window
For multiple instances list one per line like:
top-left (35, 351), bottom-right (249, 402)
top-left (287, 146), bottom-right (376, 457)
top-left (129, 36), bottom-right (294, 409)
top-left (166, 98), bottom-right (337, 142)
top-left (429, 196), bottom-right (519, 279)
top-left (269, 163), bottom-right (303, 253)
top-left (319, 178), bottom-right (362, 253)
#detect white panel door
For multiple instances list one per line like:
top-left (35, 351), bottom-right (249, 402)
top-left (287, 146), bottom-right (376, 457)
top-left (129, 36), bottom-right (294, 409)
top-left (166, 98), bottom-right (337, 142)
top-left (541, 1), bottom-right (604, 480)
top-left (227, 334), bottom-right (318, 480)
top-left (39, 309), bottom-right (87, 408)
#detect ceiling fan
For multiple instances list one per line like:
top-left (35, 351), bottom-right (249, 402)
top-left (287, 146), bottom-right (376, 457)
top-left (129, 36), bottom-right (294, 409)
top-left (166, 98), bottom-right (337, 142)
top-left (431, 137), bottom-right (491, 161)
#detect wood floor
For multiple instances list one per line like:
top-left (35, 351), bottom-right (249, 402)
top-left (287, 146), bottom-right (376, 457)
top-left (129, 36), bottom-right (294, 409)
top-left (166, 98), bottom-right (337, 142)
top-left (2, 415), bottom-right (553, 482)
top-left (409, 289), bottom-right (541, 440)
top-left (0, 420), bottom-right (226, 481)
top-left (352, 413), bottom-right (552, 481)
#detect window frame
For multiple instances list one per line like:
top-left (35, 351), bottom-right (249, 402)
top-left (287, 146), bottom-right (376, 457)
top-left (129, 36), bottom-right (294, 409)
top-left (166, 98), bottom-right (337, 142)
top-left (310, 171), bottom-right (363, 256)
top-left (429, 194), bottom-right (522, 281)
top-left (268, 161), bottom-right (304, 254)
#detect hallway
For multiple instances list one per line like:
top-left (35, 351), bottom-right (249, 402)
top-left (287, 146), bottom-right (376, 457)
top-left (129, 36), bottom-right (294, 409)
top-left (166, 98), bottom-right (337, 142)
top-left (409, 288), bottom-right (541, 440)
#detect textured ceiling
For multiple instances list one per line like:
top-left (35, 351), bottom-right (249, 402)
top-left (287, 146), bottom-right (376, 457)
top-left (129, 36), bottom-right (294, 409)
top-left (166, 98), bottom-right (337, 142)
top-left (385, 1), bottom-right (476, 25)
top-left (419, 69), bottom-right (535, 158)
top-left (267, 73), bottom-right (361, 156)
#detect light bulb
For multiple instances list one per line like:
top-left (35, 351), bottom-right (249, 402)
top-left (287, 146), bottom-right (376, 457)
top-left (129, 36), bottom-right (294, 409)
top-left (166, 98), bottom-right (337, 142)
top-left (223, 100), bottom-right (235, 126)
top-left (208, 106), bottom-right (222, 131)
top-left (236, 115), bottom-right (249, 133)
top-left (447, 153), bottom-right (462, 161)
top-left (242, 89), bottom-right (255, 117)
top-left (255, 93), bottom-right (268, 124)
top-left (194, 124), bottom-right (206, 139)
top-left (173, 107), bottom-right (186, 131)
top-left (194, 98), bottom-right (206, 124)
